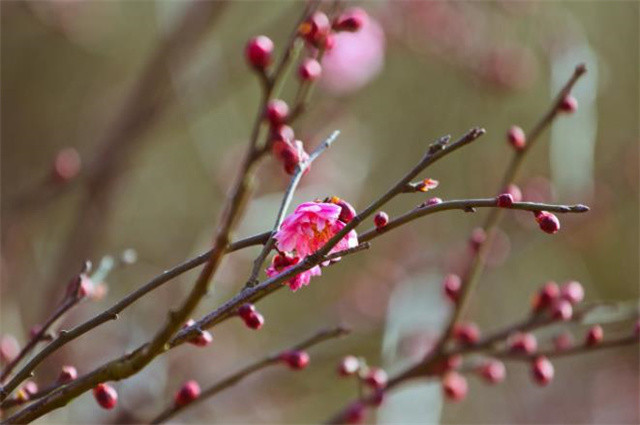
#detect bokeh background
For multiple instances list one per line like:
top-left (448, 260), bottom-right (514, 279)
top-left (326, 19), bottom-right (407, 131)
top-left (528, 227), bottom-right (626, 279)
top-left (1, 1), bottom-right (638, 424)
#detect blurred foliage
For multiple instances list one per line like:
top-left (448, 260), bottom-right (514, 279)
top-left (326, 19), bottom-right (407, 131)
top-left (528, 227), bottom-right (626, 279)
top-left (1, 1), bottom-right (638, 424)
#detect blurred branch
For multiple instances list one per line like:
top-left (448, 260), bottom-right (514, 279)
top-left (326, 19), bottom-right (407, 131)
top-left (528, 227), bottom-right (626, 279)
top-left (432, 64), bottom-right (588, 356)
top-left (494, 335), bottom-right (639, 361)
top-left (151, 326), bottom-right (350, 424)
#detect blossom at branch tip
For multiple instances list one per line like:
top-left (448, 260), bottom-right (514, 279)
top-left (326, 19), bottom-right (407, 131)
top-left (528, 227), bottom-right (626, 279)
top-left (417, 178), bottom-right (439, 192)
top-left (274, 202), bottom-right (359, 257)
top-left (266, 252), bottom-right (321, 292)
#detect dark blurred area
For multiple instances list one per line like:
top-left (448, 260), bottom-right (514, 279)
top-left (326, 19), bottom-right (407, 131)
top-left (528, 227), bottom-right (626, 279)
top-left (1, 1), bottom-right (638, 424)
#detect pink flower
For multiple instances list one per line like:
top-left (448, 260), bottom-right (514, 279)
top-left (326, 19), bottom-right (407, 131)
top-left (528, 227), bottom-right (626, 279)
top-left (274, 202), bottom-right (358, 257)
top-left (266, 253), bottom-right (322, 292)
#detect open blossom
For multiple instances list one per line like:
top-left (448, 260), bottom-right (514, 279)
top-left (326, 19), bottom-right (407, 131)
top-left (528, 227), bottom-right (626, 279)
top-left (274, 202), bottom-right (358, 257)
top-left (266, 253), bottom-right (321, 292)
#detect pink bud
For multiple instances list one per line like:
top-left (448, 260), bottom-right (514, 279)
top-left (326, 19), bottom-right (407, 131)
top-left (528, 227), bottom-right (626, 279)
top-left (531, 356), bottom-right (554, 386)
top-left (344, 402), bottom-right (366, 424)
top-left (52, 148), bottom-right (81, 182)
top-left (478, 360), bottom-right (506, 385)
top-left (426, 197), bottom-right (443, 206)
top-left (337, 355), bottom-right (360, 376)
top-left (22, 380), bottom-right (38, 396)
top-left (585, 325), bottom-right (603, 346)
top-left (270, 124), bottom-right (295, 143)
top-left (364, 367), bottom-right (388, 389)
top-left (238, 303), bottom-right (256, 320)
top-left (189, 330), bottom-right (213, 347)
top-left (531, 281), bottom-right (560, 312)
top-left (298, 58), bottom-right (322, 81)
top-left (551, 299), bottom-right (573, 321)
top-left (299, 12), bottom-right (331, 47)
top-left (280, 350), bottom-right (310, 370)
top-left (507, 125), bottom-right (526, 150)
top-left (453, 322), bottom-right (481, 346)
top-left (535, 211), bottom-right (560, 234)
top-left (265, 99), bottom-right (289, 126)
top-left (58, 365), bottom-right (78, 383)
top-left (553, 332), bottom-right (574, 351)
top-left (442, 371), bottom-right (468, 401)
top-left (332, 7), bottom-right (368, 32)
top-left (243, 311), bottom-right (265, 330)
top-left (374, 212), bottom-right (389, 230)
top-left (370, 389), bottom-right (385, 407)
top-left (496, 193), bottom-right (514, 208)
top-left (443, 274), bottom-right (462, 303)
top-left (503, 184), bottom-right (523, 202)
top-left (560, 281), bottom-right (584, 305)
top-left (469, 227), bottom-right (487, 251)
top-left (329, 197), bottom-right (357, 224)
top-left (0, 334), bottom-right (20, 364)
top-left (559, 95), bottom-right (578, 113)
top-left (93, 383), bottom-right (118, 410)
top-left (509, 332), bottom-right (537, 354)
top-left (174, 380), bottom-right (201, 407)
top-left (246, 35), bottom-right (274, 70)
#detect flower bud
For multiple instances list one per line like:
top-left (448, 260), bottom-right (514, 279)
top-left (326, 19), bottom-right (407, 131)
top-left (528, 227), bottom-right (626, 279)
top-left (93, 383), bottom-right (118, 410)
top-left (551, 299), bottom-right (573, 321)
top-left (560, 281), bottom-right (584, 305)
top-left (337, 355), bottom-right (360, 376)
top-left (496, 193), bottom-right (514, 208)
top-left (329, 197), bottom-right (357, 224)
top-left (58, 365), bottom-right (78, 383)
top-left (370, 389), bottom-right (385, 407)
top-left (503, 184), bottom-right (523, 202)
top-left (507, 125), bottom-right (526, 150)
top-left (246, 35), bottom-right (274, 70)
top-left (559, 95), bottom-right (578, 113)
top-left (237, 303), bottom-right (256, 320)
top-left (280, 350), bottom-right (310, 370)
top-left (298, 58), bottom-right (322, 81)
top-left (531, 356), bottom-right (554, 386)
top-left (333, 8), bottom-right (368, 32)
top-left (469, 227), bottom-right (487, 251)
top-left (426, 197), bottom-right (443, 206)
top-left (1, 334), bottom-right (20, 364)
top-left (175, 380), bottom-right (201, 407)
top-left (453, 322), bottom-right (480, 346)
top-left (585, 325), bottom-right (603, 346)
top-left (243, 311), bottom-right (265, 330)
top-left (442, 371), bottom-right (468, 401)
top-left (509, 332), bottom-right (537, 354)
top-left (534, 211), bottom-right (560, 234)
top-left (364, 367), bottom-right (388, 389)
top-left (299, 12), bottom-right (331, 47)
top-left (270, 124), bottom-right (295, 143)
top-left (531, 281), bottom-right (560, 312)
top-left (344, 402), bottom-right (365, 424)
top-left (374, 212), bottom-right (389, 230)
top-left (52, 148), bottom-right (81, 182)
top-left (190, 329), bottom-right (213, 347)
top-left (553, 332), bottom-right (574, 351)
top-left (265, 99), bottom-right (289, 126)
top-left (443, 273), bottom-right (462, 303)
top-left (478, 360), bottom-right (506, 385)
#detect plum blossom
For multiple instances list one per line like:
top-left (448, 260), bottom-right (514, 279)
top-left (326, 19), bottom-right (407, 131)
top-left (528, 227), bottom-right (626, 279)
top-left (266, 253), bottom-right (322, 292)
top-left (274, 202), bottom-right (358, 257)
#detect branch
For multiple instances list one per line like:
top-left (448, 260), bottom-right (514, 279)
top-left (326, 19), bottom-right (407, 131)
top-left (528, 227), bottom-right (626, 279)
top-left (433, 64), bottom-right (588, 355)
top-left (151, 326), bottom-right (350, 424)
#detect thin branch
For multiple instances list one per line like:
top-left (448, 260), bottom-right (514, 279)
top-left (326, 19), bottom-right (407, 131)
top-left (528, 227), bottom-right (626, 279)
top-left (151, 326), bottom-right (350, 424)
top-left (432, 64), bottom-right (588, 356)
top-left (246, 130), bottom-right (341, 287)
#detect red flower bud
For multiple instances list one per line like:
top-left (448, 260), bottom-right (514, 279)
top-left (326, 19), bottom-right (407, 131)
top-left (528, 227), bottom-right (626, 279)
top-left (174, 380), bottom-right (201, 407)
top-left (280, 350), bottom-right (310, 370)
top-left (344, 402), bottom-right (366, 424)
top-left (453, 322), bottom-right (481, 346)
top-left (535, 211), bottom-right (560, 234)
top-left (433, 354), bottom-right (463, 374)
top-left (469, 227), bottom-right (487, 251)
top-left (442, 371), bottom-right (468, 401)
top-left (329, 197), bottom-right (357, 224)
top-left (337, 355), bottom-right (360, 376)
top-left (443, 274), bottom-right (462, 303)
top-left (559, 95), bottom-right (578, 113)
top-left (364, 367), bottom-right (388, 389)
top-left (246, 35), bottom-right (274, 70)
top-left (496, 193), bottom-right (514, 208)
top-left (93, 383), bottom-right (118, 410)
top-left (478, 360), bottom-right (506, 385)
top-left (58, 365), bottom-right (78, 383)
top-left (553, 331), bottom-right (574, 351)
top-left (270, 124), bottom-right (295, 143)
top-left (237, 303), bottom-right (256, 320)
top-left (299, 12), bottom-right (331, 47)
top-left (52, 147), bottom-right (81, 182)
top-left (585, 325), bottom-right (603, 346)
top-left (370, 389), bottom-right (385, 407)
top-left (426, 197), bottom-right (443, 206)
top-left (374, 212), bottom-right (389, 230)
top-left (551, 299), bottom-right (573, 321)
top-left (265, 99), bottom-right (289, 126)
top-left (560, 280), bottom-right (584, 305)
top-left (333, 7), bottom-right (368, 32)
top-left (503, 184), bottom-right (523, 202)
top-left (298, 58), bottom-right (322, 81)
top-left (531, 281), bottom-right (560, 312)
top-left (22, 380), bottom-right (38, 396)
top-left (531, 356), bottom-right (554, 386)
top-left (243, 311), bottom-right (265, 330)
top-left (189, 330), bottom-right (213, 347)
top-left (509, 332), bottom-right (537, 354)
top-left (507, 125), bottom-right (526, 150)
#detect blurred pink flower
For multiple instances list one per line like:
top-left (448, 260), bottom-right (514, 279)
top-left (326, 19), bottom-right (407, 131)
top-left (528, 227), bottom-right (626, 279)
top-left (320, 16), bottom-right (385, 95)
top-left (266, 253), bottom-right (321, 292)
top-left (274, 202), bottom-right (358, 257)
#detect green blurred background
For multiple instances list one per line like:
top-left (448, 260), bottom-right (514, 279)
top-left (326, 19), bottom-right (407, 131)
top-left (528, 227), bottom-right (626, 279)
top-left (1, 1), bottom-right (638, 423)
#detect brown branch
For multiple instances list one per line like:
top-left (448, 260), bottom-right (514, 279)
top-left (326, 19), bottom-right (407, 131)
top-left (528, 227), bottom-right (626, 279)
top-left (151, 326), bottom-right (350, 424)
top-left (432, 64), bottom-right (588, 356)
